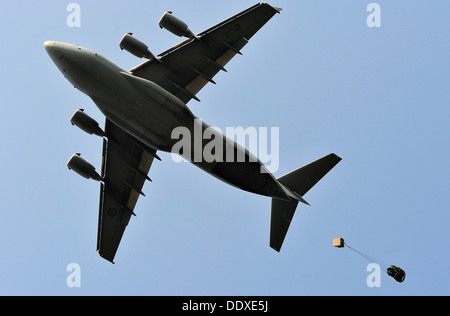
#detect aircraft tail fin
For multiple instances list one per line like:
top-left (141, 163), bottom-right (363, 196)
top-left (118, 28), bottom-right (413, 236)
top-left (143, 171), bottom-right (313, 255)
top-left (270, 153), bottom-right (341, 252)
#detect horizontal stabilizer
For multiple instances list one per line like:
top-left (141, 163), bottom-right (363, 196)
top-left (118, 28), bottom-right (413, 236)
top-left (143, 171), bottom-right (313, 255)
top-left (277, 153), bottom-right (341, 197)
top-left (279, 183), bottom-right (310, 206)
top-left (270, 153), bottom-right (341, 252)
top-left (270, 198), bottom-right (300, 252)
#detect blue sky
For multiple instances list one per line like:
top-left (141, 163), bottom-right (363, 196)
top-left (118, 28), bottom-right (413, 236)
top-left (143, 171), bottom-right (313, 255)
top-left (0, 1), bottom-right (449, 295)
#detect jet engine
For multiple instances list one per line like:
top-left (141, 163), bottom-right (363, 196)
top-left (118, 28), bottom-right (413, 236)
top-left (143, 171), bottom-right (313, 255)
top-left (70, 109), bottom-right (105, 137)
top-left (119, 33), bottom-right (155, 59)
top-left (158, 11), bottom-right (196, 39)
top-left (67, 153), bottom-right (102, 181)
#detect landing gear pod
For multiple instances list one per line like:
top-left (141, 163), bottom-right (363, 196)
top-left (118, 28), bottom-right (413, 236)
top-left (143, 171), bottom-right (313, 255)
top-left (158, 11), bottom-right (196, 39)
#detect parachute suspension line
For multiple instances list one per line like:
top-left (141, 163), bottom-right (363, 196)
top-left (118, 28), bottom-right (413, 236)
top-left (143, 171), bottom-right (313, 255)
top-left (344, 242), bottom-right (389, 269)
top-left (344, 243), bottom-right (372, 263)
top-left (337, 238), bottom-right (406, 283)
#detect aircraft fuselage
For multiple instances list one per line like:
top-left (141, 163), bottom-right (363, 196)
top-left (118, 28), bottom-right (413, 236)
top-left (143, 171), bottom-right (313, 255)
top-left (44, 41), bottom-right (289, 200)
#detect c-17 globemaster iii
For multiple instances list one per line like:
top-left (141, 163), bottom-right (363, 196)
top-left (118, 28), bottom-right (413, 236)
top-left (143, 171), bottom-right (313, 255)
top-left (45, 3), bottom-right (341, 263)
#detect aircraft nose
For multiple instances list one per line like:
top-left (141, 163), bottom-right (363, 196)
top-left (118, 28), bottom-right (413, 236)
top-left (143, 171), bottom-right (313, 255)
top-left (44, 41), bottom-right (62, 60)
top-left (44, 41), bottom-right (76, 61)
top-left (43, 41), bottom-right (53, 50)
top-left (44, 41), bottom-right (56, 52)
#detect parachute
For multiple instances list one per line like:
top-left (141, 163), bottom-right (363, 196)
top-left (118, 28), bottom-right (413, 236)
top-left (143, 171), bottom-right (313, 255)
top-left (333, 238), bottom-right (406, 283)
top-left (387, 265), bottom-right (406, 283)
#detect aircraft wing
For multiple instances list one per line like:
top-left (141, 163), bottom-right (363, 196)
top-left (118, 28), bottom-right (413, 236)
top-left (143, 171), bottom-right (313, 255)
top-left (97, 119), bottom-right (159, 263)
top-left (131, 3), bottom-right (282, 104)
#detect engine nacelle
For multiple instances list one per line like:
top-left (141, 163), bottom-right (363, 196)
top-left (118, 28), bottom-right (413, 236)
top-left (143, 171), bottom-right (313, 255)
top-left (67, 153), bottom-right (102, 181)
top-left (119, 33), bottom-right (155, 59)
top-left (70, 109), bottom-right (105, 137)
top-left (158, 11), bottom-right (195, 39)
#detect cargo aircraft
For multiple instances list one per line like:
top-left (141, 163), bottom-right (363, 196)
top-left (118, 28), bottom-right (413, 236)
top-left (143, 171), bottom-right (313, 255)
top-left (45, 3), bottom-right (341, 263)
